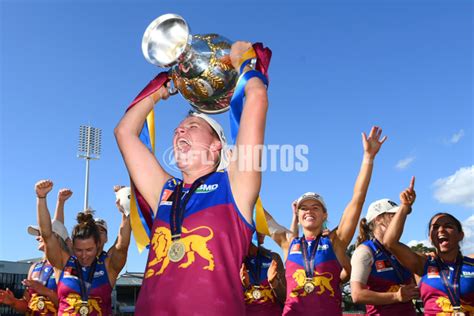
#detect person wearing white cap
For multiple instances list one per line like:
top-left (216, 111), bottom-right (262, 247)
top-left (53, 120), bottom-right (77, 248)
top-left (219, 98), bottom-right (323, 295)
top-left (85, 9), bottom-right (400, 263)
top-left (263, 126), bottom-right (387, 315)
top-left (350, 198), bottom-right (419, 315)
top-left (0, 188), bottom-right (72, 315)
top-left (115, 41), bottom-right (269, 315)
top-left (34, 179), bottom-right (131, 316)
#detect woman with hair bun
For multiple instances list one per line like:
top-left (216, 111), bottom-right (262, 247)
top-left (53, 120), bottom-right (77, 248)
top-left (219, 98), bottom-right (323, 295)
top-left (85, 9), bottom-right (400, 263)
top-left (383, 177), bottom-right (474, 315)
top-left (35, 179), bottom-right (131, 316)
top-left (350, 197), bottom-right (419, 315)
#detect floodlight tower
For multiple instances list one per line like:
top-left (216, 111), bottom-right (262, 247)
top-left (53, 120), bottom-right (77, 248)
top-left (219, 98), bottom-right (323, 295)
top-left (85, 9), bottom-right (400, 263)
top-left (77, 125), bottom-right (102, 211)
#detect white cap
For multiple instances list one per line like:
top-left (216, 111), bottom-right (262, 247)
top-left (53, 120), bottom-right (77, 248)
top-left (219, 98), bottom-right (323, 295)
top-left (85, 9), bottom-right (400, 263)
top-left (365, 199), bottom-right (400, 223)
top-left (28, 220), bottom-right (69, 241)
top-left (94, 218), bottom-right (108, 232)
top-left (296, 192), bottom-right (327, 211)
top-left (189, 111), bottom-right (229, 171)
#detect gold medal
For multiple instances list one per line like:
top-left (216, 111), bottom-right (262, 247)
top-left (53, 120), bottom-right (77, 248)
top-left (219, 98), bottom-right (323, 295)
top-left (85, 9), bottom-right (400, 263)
top-left (168, 240), bottom-right (186, 262)
top-left (251, 287), bottom-right (262, 300)
top-left (304, 280), bottom-right (315, 294)
top-left (36, 298), bottom-right (45, 310)
top-left (79, 304), bottom-right (89, 316)
top-left (453, 309), bottom-right (465, 316)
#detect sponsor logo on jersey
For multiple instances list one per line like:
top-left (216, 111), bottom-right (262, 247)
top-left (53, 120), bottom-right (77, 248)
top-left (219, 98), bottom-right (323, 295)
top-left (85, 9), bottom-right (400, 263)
top-left (427, 266), bottom-right (440, 278)
top-left (462, 270), bottom-right (474, 278)
top-left (195, 183), bottom-right (219, 194)
top-left (290, 243), bottom-right (301, 254)
top-left (375, 260), bottom-right (394, 272)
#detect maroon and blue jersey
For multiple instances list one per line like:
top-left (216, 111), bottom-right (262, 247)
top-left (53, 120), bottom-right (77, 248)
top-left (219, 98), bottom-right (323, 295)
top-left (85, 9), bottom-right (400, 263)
top-left (57, 252), bottom-right (112, 316)
top-left (420, 255), bottom-right (474, 315)
top-left (243, 249), bottom-right (283, 316)
top-left (283, 236), bottom-right (342, 315)
top-left (135, 170), bottom-right (254, 316)
top-left (27, 260), bottom-right (57, 315)
top-left (362, 240), bottom-right (417, 315)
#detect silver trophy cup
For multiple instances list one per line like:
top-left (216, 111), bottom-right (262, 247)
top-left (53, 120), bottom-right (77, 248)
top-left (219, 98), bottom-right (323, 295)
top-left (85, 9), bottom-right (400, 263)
top-left (142, 14), bottom-right (238, 114)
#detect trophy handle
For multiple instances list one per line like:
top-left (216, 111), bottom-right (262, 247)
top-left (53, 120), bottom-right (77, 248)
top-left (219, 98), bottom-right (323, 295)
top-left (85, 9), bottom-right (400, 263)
top-left (167, 77), bottom-right (178, 95)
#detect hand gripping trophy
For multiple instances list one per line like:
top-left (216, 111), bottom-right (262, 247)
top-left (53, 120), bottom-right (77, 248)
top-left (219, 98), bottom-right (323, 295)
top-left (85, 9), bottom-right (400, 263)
top-left (142, 13), bottom-right (239, 114)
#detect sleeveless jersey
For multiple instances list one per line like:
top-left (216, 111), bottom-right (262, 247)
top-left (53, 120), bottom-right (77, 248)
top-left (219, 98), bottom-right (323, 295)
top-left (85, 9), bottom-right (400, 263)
top-left (283, 236), bottom-right (342, 315)
top-left (244, 249), bottom-right (283, 316)
top-left (27, 260), bottom-right (57, 316)
top-left (362, 240), bottom-right (417, 315)
top-left (135, 170), bottom-right (254, 316)
top-left (57, 251), bottom-right (112, 316)
top-left (420, 255), bottom-right (474, 315)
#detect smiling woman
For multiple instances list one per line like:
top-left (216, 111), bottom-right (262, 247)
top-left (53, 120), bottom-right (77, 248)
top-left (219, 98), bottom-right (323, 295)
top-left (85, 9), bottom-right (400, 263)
top-left (35, 179), bottom-right (132, 316)
top-left (383, 178), bottom-right (474, 315)
top-left (263, 126), bottom-right (387, 315)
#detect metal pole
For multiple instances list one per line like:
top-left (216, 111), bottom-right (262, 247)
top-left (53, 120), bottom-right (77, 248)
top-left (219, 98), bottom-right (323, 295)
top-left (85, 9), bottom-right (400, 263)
top-left (84, 157), bottom-right (90, 210)
top-left (83, 126), bottom-right (91, 211)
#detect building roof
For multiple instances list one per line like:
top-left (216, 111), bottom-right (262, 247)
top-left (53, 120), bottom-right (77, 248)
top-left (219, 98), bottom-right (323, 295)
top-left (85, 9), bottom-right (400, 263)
top-left (115, 272), bottom-right (144, 287)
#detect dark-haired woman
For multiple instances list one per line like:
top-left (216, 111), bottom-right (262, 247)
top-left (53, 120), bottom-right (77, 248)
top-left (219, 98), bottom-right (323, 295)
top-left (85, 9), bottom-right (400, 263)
top-left (350, 198), bottom-right (419, 315)
top-left (383, 177), bottom-right (474, 315)
top-left (35, 179), bottom-right (131, 316)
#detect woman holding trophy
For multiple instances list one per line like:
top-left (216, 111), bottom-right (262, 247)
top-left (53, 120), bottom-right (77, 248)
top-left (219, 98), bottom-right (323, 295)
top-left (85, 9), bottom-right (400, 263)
top-left (115, 14), bottom-right (271, 315)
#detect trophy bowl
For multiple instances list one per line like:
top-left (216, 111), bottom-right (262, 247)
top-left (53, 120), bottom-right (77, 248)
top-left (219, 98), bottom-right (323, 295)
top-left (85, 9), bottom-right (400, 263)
top-left (142, 14), bottom-right (238, 114)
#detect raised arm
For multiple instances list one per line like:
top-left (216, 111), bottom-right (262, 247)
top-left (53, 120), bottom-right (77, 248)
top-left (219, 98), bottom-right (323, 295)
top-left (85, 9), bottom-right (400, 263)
top-left (53, 188), bottom-right (72, 223)
top-left (35, 180), bottom-right (69, 269)
top-left (289, 201), bottom-right (299, 238)
top-left (114, 86), bottom-right (172, 214)
top-left (228, 42), bottom-right (269, 224)
top-left (105, 199), bottom-right (132, 287)
top-left (331, 126), bottom-right (386, 250)
top-left (383, 177), bottom-right (425, 276)
top-left (264, 209), bottom-right (293, 257)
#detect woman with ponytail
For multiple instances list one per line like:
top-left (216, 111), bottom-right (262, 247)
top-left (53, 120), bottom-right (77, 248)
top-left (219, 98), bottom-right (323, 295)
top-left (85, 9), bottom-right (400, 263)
top-left (383, 177), bottom-right (474, 314)
top-left (35, 179), bottom-right (131, 316)
top-left (350, 197), bottom-right (419, 315)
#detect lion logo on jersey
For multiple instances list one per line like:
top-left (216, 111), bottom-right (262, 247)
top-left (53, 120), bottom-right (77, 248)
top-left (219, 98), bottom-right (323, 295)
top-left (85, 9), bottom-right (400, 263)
top-left (435, 297), bottom-right (474, 315)
top-left (62, 293), bottom-right (102, 316)
top-left (290, 269), bottom-right (335, 297)
top-left (387, 285), bottom-right (400, 293)
top-left (244, 285), bottom-right (275, 304)
top-left (145, 225), bottom-right (215, 278)
top-left (29, 294), bottom-right (57, 314)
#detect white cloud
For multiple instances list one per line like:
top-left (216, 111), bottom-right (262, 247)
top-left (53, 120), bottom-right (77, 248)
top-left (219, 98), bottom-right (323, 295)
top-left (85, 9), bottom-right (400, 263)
top-left (449, 129), bottom-right (465, 144)
top-left (433, 166), bottom-right (474, 208)
top-left (462, 215), bottom-right (474, 254)
top-left (407, 239), bottom-right (431, 248)
top-left (396, 156), bottom-right (415, 170)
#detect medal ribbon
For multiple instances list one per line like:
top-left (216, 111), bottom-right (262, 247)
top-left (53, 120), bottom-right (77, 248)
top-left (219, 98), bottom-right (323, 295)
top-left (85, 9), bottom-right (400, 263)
top-left (169, 173), bottom-right (212, 241)
top-left (436, 254), bottom-right (463, 310)
top-left (300, 235), bottom-right (322, 280)
top-left (74, 258), bottom-right (98, 304)
top-left (244, 247), bottom-right (263, 286)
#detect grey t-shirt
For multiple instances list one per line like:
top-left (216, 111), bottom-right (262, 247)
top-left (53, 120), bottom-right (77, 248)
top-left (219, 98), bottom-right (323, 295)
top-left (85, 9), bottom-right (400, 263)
top-left (350, 244), bottom-right (374, 284)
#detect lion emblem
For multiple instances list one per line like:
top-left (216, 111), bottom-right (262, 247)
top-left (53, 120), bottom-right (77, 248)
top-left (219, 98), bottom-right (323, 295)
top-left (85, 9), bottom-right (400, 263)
top-left (435, 296), bottom-right (474, 315)
top-left (62, 293), bottom-right (102, 316)
top-left (290, 269), bottom-right (334, 297)
top-left (145, 225), bottom-right (214, 278)
top-left (244, 285), bottom-right (275, 304)
top-left (387, 285), bottom-right (400, 293)
top-left (29, 294), bottom-right (57, 314)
